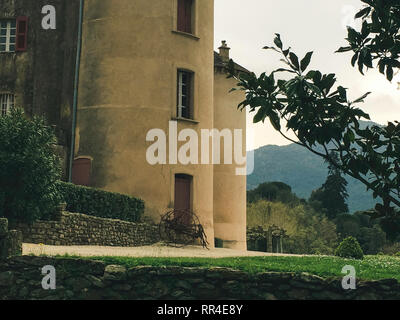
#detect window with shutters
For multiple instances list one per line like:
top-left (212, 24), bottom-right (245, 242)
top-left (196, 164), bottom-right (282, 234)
top-left (0, 17), bottom-right (28, 53)
top-left (177, 0), bottom-right (193, 34)
top-left (177, 70), bottom-right (194, 119)
top-left (0, 93), bottom-right (15, 116)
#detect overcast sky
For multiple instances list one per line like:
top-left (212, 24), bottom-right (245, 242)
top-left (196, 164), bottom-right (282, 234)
top-left (214, 0), bottom-right (400, 150)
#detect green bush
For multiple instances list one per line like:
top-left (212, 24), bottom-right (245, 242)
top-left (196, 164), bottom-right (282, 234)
top-left (0, 108), bottom-right (62, 223)
top-left (335, 236), bottom-right (364, 260)
top-left (57, 181), bottom-right (144, 222)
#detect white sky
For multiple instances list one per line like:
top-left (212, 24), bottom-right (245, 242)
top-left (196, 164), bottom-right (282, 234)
top-left (214, 0), bottom-right (400, 149)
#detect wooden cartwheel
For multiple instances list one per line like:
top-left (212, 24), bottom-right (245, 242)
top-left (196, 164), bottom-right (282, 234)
top-left (159, 209), bottom-right (209, 249)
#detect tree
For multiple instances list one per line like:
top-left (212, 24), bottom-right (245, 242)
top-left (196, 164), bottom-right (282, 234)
top-left (247, 181), bottom-right (300, 205)
top-left (334, 212), bottom-right (388, 253)
top-left (247, 199), bottom-right (338, 254)
top-left (358, 225), bottom-right (386, 254)
top-left (229, 2), bottom-right (400, 220)
top-left (0, 108), bottom-right (62, 223)
top-left (335, 213), bottom-right (362, 240)
top-left (379, 215), bottom-right (400, 242)
top-left (309, 152), bottom-right (349, 220)
top-left (337, 0), bottom-right (400, 81)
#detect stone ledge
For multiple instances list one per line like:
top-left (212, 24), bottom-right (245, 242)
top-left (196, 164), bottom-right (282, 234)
top-left (0, 256), bottom-right (399, 300)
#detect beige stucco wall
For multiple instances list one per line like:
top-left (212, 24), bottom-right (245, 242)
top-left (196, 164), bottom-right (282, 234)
top-left (76, 0), bottom-right (216, 245)
top-left (213, 69), bottom-right (247, 250)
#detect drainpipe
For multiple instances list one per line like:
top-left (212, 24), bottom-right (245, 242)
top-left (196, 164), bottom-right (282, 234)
top-left (68, 0), bottom-right (84, 182)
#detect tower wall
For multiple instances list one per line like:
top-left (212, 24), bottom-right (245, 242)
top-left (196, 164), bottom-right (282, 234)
top-left (76, 0), bottom-right (216, 243)
top-left (0, 0), bottom-right (80, 179)
top-left (213, 70), bottom-right (247, 250)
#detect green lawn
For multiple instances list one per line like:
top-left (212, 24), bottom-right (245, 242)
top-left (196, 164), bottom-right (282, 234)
top-left (56, 254), bottom-right (400, 281)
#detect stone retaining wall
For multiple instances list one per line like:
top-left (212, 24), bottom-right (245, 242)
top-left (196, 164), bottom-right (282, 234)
top-left (0, 256), bottom-right (399, 300)
top-left (13, 212), bottom-right (160, 247)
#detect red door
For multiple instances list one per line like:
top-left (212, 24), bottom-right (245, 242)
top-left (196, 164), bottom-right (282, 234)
top-left (71, 158), bottom-right (92, 186)
top-left (174, 175), bottom-right (192, 224)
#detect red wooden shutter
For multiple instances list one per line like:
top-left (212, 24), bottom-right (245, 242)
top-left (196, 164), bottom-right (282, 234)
top-left (184, 0), bottom-right (192, 34)
top-left (178, 0), bottom-right (192, 33)
top-left (16, 16), bottom-right (28, 52)
top-left (177, 0), bottom-right (186, 32)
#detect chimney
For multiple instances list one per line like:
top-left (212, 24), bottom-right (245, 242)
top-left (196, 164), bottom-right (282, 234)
top-left (218, 40), bottom-right (230, 63)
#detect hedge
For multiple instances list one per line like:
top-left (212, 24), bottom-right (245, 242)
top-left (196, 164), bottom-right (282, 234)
top-left (56, 182), bottom-right (144, 222)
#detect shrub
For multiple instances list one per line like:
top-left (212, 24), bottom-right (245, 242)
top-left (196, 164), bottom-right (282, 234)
top-left (247, 200), bottom-right (338, 254)
top-left (335, 236), bottom-right (364, 260)
top-left (382, 242), bottom-right (400, 255)
top-left (57, 181), bottom-right (144, 222)
top-left (0, 108), bottom-right (62, 223)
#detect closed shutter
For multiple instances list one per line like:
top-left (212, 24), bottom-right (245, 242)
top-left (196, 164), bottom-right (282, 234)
top-left (16, 16), bottom-right (28, 51)
top-left (178, 0), bottom-right (192, 33)
top-left (177, 0), bottom-right (186, 32)
top-left (184, 0), bottom-right (192, 34)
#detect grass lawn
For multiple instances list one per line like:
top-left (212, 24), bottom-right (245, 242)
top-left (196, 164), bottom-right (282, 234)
top-left (55, 254), bottom-right (400, 281)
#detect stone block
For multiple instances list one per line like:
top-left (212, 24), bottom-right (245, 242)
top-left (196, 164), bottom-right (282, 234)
top-left (104, 265), bottom-right (127, 281)
top-left (0, 218), bottom-right (8, 237)
top-left (0, 229), bottom-right (22, 259)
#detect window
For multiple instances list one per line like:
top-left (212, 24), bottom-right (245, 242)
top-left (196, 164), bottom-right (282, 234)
top-left (177, 70), bottom-right (193, 119)
top-left (0, 94), bottom-right (15, 116)
top-left (0, 20), bottom-right (16, 52)
top-left (0, 17), bottom-right (28, 53)
top-left (177, 0), bottom-right (193, 34)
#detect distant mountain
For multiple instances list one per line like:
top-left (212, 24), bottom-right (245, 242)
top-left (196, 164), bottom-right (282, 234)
top-left (246, 121), bottom-right (382, 213)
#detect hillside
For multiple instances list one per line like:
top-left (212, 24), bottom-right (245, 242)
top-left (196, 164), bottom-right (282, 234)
top-left (246, 122), bottom-right (381, 212)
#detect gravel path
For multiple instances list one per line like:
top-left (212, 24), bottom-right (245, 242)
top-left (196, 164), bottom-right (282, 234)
top-left (23, 242), bottom-right (302, 258)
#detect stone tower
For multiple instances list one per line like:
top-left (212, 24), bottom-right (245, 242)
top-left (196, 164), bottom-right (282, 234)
top-left (75, 0), bottom-right (217, 244)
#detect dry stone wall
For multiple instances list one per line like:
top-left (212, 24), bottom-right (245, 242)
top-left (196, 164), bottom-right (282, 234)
top-left (0, 256), bottom-right (399, 300)
top-left (13, 212), bottom-right (160, 247)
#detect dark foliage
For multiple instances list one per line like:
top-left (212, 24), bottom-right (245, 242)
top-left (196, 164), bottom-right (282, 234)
top-left (309, 153), bottom-right (349, 219)
top-left (57, 181), bottom-right (144, 223)
top-left (247, 181), bottom-right (300, 205)
top-left (0, 109), bottom-right (62, 223)
top-left (337, 0), bottom-right (400, 81)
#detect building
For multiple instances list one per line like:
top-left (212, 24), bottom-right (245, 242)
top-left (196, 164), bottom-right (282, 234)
top-left (0, 0), bottom-right (249, 249)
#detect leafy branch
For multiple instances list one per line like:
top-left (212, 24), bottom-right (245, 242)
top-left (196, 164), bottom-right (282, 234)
top-left (230, 34), bottom-right (400, 218)
top-left (337, 0), bottom-right (400, 81)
